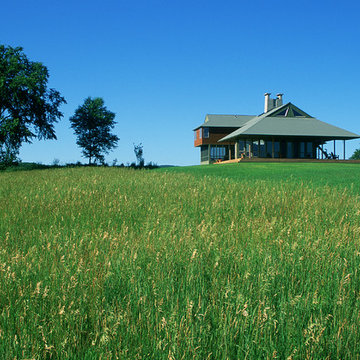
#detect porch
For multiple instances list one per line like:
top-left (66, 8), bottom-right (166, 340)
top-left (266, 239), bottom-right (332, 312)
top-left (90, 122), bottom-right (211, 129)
top-left (200, 138), bottom-right (348, 164)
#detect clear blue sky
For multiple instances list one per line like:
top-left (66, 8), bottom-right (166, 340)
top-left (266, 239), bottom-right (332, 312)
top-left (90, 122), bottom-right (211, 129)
top-left (2, 0), bottom-right (360, 165)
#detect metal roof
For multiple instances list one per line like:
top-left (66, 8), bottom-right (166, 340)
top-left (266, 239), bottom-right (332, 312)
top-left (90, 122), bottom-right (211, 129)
top-left (219, 103), bottom-right (360, 141)
top-left (193, 114), bottom-right (255, 130)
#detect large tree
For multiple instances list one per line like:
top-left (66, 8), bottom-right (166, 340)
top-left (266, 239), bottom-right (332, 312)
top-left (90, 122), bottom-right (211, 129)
top-left (0, 45), bottom-right (66, 163)
top-left (70, 97), bottom-right (119, 164)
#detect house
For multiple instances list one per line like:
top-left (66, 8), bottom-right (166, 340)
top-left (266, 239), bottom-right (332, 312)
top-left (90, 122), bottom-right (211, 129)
top-left (194, 93), bottom-right (360, 164)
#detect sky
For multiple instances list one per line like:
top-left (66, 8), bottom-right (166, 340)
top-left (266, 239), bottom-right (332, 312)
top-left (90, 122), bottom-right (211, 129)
top-left (2, 0), bottom-right (360, 165)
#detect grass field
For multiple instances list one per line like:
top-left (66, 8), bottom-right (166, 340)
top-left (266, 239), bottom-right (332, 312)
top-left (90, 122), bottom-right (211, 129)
top-left (1, 163), bottom-right (360, 359)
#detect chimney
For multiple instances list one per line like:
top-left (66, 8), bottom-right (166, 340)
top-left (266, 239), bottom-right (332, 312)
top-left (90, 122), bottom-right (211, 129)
top-left (276, 93), bottom-right (283, 108)
top-left (264, 93), bottom-right (272, 113)
top-left (264, 92), bottom-right (284, 112)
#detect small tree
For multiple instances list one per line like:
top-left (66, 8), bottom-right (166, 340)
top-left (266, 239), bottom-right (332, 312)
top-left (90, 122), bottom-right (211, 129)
top-left (70, 97), bottom-right (119, 164)
top-left (134, 143), bottom-right (144, 167)
top-left (350, 148), bottom-right (360, 160)
top-left (0, 45), bottom-right (66, 164)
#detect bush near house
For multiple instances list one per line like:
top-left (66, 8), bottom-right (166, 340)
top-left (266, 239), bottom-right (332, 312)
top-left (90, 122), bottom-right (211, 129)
top-left (350, 148), bottom-right (360, 160)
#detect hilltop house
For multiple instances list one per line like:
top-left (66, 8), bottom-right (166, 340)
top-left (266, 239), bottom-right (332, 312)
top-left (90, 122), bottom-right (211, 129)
top-left (194, 93), bottom-right (359, 164)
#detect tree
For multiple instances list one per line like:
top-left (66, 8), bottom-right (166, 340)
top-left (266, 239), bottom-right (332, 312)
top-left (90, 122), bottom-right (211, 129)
top-left (350, 148), bottom-right (360, 160)
top-left (0, 45), bottom-right (66, 164)
top-left (70, 97), bottom-right (119, 164)
top-left (133, 142), bottom-right (144, 167)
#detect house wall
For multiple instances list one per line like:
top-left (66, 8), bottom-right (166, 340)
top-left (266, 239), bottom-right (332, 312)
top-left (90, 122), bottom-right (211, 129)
top-left (194, 127), bottom-right (237, 147)
top-left (195, 126), bottom-right (330, 164)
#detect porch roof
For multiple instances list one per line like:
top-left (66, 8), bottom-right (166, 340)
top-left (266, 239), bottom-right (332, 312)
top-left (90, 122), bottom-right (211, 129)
top-left (219, 103), bottom-right (360, 141)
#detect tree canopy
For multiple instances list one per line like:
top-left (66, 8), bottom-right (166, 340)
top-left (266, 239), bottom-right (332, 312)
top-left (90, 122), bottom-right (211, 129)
top-left (70, 97), bottom-right (119, 164)
top-left (0, 45), bottom-right (66, 163)
top-left (134, 143), bottom-right (144, 167)
top-left (349, 148), bottom-right (360, 160)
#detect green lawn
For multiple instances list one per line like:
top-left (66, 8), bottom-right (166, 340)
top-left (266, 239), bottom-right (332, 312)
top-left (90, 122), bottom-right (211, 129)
top-left (162, 162), bottom-right (360, 193)
top-left (1, 164), bottom-right (360, 359)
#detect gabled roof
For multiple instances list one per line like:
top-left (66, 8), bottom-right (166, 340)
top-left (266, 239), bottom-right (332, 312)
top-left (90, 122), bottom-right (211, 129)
top-left (219, 103), bottom-right (359, 141)
top-left (193, 114), bottom-right (255, 130)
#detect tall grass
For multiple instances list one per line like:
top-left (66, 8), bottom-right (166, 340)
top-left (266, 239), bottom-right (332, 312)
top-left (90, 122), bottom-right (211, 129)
top-left (1, 166), bottom-right (360, 358)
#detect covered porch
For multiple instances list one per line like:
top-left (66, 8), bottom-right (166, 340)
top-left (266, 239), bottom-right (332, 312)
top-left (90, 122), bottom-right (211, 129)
top-left (201, 137), bottom-right (349, 164)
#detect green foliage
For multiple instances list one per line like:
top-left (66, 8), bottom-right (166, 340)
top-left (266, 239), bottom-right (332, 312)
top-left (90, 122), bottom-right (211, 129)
top-left (70, 97), bottom-right (119, 164)
top-left (1, 164), bottom-right (360, 358)
top-left (0, 45), bottom-right (66, 164)
top-left (133, 142), bottom-right (144, 167)
top-left (350, 148), bottom-right (360, 160)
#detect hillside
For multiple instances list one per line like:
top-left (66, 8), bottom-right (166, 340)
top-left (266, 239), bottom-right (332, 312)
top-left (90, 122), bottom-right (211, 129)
top-left (1, 165), bottom-right (359, 358)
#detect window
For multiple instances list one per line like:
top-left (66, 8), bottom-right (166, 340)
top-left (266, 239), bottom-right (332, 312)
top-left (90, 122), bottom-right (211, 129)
top-left (203, 127), bottom-right (209, 138)
top-left (210, 145), bottom-right (226, 161)
top-left (274, 142), bottom-right (280, 158)
top-left (259, 140), bottom-right (266, 157)
top-left (287, 142), bottom-right (293, 158)
top-left (266, 141), bottom-right (273, 157)
top-left (293, 109), bottom-right (304, 117)
top-left (252, 140), bottom-right (259, 157)
top-left (238, 140), bottom-right (245, 153)
top-left (300, 142), bottom-right (305, 158)
top-left (276, 108), bottom-right (288, 116)
top-left (306, 142), bottom-right (313, 158)
top-left (201, 146), bottom-right (209, 162)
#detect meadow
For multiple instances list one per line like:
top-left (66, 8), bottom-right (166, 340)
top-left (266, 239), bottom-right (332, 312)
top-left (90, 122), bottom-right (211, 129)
top-left (1, 163), bottom-right (360, 359)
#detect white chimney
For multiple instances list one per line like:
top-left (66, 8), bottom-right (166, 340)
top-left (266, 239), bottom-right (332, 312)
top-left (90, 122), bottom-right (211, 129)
top-left (264, 92), bottom-right (284, 112)
top-left (264, 93), bottom-right (271, 113)
top-left (276, 93), bottom-right (283, 107)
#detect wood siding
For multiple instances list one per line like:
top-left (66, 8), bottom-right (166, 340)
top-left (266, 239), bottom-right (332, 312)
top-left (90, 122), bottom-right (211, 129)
top-left (194, 128), bottom-right (237, 147)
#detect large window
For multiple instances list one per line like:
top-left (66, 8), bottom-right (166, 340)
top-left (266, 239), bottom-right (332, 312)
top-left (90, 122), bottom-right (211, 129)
top-left (210, 145), bottom-right (226, 161)
top-left (238, 140), bottom-right (245, 155)
top-left (203, 127), bottom-right (209, 138)
top-left (274, 142), bottom-right (280, 158)
top-left (287, 142), bottom-right (294, 158)
top-left (300, 142), bottom-right (305, 158)
top-left (252, 140), bottom-right (259, 157)
top-left (266, 141), bottom-right (273, 157)
top-left (306, 142), bottom-right (313, 158)
top-left (259, 140), bottom-right (266, 157)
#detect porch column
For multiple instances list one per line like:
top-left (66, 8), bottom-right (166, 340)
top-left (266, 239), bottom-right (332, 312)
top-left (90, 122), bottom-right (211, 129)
top-left (258, 138), bottom-right (261, 157)
top-left (343, 140), bottom-right (346, 160)
top-left (321, 144), bottom-right (323, 159)
top-left (334, 140), bottom-right (336, 157)
top-left (249, 142), bottom-right (252, 158)
top-left (228, 145), bottom-right (231, 160)
top-left (235, 141), bottom-right (239, 159)
top-left (272, 139), bottom-right (275, 158)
